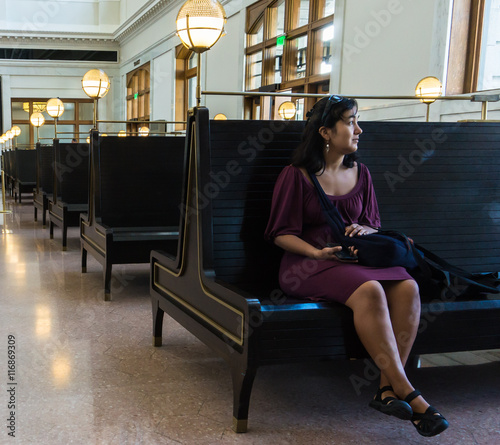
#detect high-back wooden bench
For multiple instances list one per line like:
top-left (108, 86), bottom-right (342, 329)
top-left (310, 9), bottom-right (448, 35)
top-left (80, 130), bottom-right (185, 300)
top-left (33, 143), bottom-right (54, 227)
top-left (13, 148), bottom-right (36, 203)
top-left (150, 108), bottom-right (500, 432)
top-left (3, 150), bottom-right (15, 197)
top-left (48, 140), bottom-right (90, 250)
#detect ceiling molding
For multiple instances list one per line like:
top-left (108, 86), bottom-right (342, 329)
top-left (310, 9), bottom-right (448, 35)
top-left (0, 0), bottom-right (179, 48)
top-left (0, 31), bottom-right (118, 48)
top-left (113, 0), bottom-right (179, 44)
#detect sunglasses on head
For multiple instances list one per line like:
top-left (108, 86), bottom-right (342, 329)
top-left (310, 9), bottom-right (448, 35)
top-left (321, 95), bottom-right (344, 125)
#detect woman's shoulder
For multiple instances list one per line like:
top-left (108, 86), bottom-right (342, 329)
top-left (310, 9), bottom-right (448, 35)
top-left (283, 165), bottom-right (314, 186)
top-left (356, 162), bottom-right (370, 177)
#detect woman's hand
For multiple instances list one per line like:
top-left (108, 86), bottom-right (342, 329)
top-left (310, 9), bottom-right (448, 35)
top-left (313, 244), bottom-right (342, 260)
top-left (345, 224), bottom-right (378, 237)
top-left (313, 245), bottom-right (359, 261)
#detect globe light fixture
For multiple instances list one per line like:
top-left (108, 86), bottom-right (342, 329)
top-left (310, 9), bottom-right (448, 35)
top-left (5, 130), bottom-right (13, 149)
top-left (138, 126), bottom-right (150, 137)
top-left (82, 69), bottom-right (111, 128)
top-left (118, 130), bottom-right (127, 137)
top-left (30, 112), bottom-right (46, 142)
top-left (415, 76), bottom-right (442, 122)
top-left (176, 0), bottom-right (226, 107)
top-left (46, 98), bottom-right (65, 137)
top-left (278, 101), bottom-right (296, 120)
top-left (214, 113), bottom-right (227, 120)
top-left (10, 125), bottom-right (21, 148)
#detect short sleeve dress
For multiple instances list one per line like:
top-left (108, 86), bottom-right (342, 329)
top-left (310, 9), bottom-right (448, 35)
top-left (264, 164), bottom-right (412, 304)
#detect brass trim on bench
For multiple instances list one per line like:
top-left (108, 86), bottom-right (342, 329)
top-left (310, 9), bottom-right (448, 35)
top-left (81, 232), bottom-right (106, 256)
top-left (153, 263), bottom-right (244, 346)
top-left (81, 219), bottom-right (106, 239)
top-left (152, 123), bottom-right (245, 346)
top-left (49, 210), bottom-right (63, 221)
top-left (232, 417), bottom-right (248, 433)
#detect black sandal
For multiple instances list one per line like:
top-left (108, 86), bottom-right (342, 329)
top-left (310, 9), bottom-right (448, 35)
top-left (369, 385), bottom-right (413, 420)
top-left (404, 390), bottom-right (449, 437)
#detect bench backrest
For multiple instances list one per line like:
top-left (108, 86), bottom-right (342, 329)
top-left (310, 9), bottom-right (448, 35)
top-left (36, 143), bottom-right (54, 194)
top-left (53, 140), bottom-right (90, 205)
top-left (6, 150), bottom-right (15, 178)
top-left (360, 122), bottom-right (500, 273)
top-left (200, 119), bottom-right (305, 296)
top-left (3, 151), bottom-right (14, 178)
top-left (15, 149), bottom-right (36, 183)
top-left (200, 119), bottom-right (500, 298)
top-left (93, 134), bottom-right (185, 227)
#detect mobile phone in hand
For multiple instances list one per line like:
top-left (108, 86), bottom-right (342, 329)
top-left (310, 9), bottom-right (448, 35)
top-left (326, 243), bottom-right (358, 262)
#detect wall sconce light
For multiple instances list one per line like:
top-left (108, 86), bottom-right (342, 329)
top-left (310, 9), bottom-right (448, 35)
top-left (415, 76), bottom-right (442, 122)
top-left (214, 113), bottom-right (227, 120)
top-left (278, 101), bottom-right (296, 120)
top-left (82, 69), bottom-right (110, 128)
top-left (138, 126), bottom-right (150, 137)
top-left (30, 112), bottom-right (45, 142)
top-left (176, 0), bottom-right (226, 107)
top-left (46, 98), bottom-right (65, 137)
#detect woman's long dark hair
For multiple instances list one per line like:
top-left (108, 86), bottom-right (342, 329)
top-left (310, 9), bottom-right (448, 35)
top-left (292, 96), bottom-right (359, 173)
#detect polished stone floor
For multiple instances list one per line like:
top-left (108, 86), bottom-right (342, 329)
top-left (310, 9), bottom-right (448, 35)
top-left (1, 194), bottom-right (499, 444)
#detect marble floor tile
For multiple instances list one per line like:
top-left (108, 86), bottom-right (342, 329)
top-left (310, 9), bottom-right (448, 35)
top-left (0, 196), bottom-right (499, 444)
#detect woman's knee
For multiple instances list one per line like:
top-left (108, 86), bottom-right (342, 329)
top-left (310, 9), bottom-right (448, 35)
top-left (398, 279), bottom-right (421, 307)
top-left (346, 280), bottom-right (387, 312)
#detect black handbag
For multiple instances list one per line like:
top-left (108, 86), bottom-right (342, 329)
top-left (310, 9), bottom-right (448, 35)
top-left (309, 169), bottom-right (500, 300)
top-left (308, 170), bottom-right (419, 270)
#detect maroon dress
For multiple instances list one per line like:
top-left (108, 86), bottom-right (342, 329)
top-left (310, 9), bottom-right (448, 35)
top-left (264, 164), bottom-right (412, 304)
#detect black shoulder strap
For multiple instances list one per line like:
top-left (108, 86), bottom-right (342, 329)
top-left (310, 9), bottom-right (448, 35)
top-left (307, 170), bottom-right (348, 246)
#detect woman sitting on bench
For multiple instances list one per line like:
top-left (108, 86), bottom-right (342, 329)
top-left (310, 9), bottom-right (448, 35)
top-left (265, 95), bottom-right (449, 438)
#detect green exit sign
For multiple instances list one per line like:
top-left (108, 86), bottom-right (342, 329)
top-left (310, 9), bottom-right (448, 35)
top-left (277, 35), bottom-right (286, 46)
top-left (134, 93), bottom-right (138, 99)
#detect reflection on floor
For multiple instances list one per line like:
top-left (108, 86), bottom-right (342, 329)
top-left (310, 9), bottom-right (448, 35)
top-left (0, 194), bottom-right (499, 445)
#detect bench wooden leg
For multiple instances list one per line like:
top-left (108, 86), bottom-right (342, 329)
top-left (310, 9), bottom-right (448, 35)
top-left (81, 247), bottom-right (87, 273)
top-left (49, 221), bottom-right (54, 239)
top-left (407, 355), bottom-right (421, 369)
top-left (231, 366), bottom-right (257, 433)
top-left (62, 222), bottom-right (68, 251)
top-left (104, 260), bottom-right (112, 301)
top-left (152, 298), bottom-right (164, 347)
top-left (34, 207), bottom-right (38, 222)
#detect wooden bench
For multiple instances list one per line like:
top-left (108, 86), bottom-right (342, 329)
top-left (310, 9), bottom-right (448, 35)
top-left (2, 150), bottom-right (15, 197)
top-left (13, 149), bottom-right (36, 203)
top-left (48, 140), bottom-right (90, 250)
top-left (33, 143), bottom-right (54, 227)
top-left (80, 130), bottom-right (185, 300)
top-left (150, 108), bottom-right (500, 432)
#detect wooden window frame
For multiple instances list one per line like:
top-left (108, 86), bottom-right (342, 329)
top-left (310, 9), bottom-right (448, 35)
top-left (447, 0), bottom-right (488, 94)
top-left (11, 98), bottom-right (93, 148)
top-left (175, 45), bottom-right (197, 131)
top-left (126, 62), bottom-right (151, 134)
top-left (245, 0), bottom-right (333, 119)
